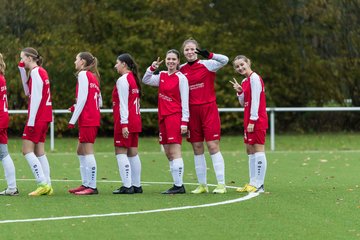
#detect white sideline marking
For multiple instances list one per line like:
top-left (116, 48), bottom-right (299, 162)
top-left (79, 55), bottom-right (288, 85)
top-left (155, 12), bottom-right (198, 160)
top-left (0, 179), bottom-right (259, 224)
top-left (0, 193), bottom-right (259, 224)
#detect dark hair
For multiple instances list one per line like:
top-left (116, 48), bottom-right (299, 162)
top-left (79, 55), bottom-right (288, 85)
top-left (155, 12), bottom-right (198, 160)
top-left (117, 53), bottom-right (141, 97)
top-left (22, 47), bottom-right (43, 66)
top-left (77, 52), bottom-right (100, 81)
top-left (166, 49), bottom-right (180, 70)
top-left (0, 53), bottom-right (5, 75)
top-left (181, 38), bottom-right (200, 53)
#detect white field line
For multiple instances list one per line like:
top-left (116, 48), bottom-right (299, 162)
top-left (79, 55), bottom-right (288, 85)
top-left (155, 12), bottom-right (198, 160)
top-left (0, 180), bottom-right (258, 224)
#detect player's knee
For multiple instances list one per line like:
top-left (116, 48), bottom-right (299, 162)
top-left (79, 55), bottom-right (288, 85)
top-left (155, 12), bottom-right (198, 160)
top-left (207, 141), bottom-right (220, 154)
top-left (0, 144), bottom-right (9, 160)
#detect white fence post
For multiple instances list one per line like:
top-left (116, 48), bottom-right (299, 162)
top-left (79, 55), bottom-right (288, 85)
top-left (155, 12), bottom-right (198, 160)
top-left (270, 109), bottom-right (275, 151)
top-left (51, 114), bottom-right (55, 151)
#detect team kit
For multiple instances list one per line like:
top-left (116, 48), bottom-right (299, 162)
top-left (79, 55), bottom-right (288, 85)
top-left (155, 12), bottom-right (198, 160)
top-left (0, 38), bottom-right (268, 196)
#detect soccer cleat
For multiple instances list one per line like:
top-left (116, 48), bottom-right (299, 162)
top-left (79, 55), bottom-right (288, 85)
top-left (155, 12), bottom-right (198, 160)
top-left (161, 185), bottom-right (186, 194)
top-left (236, 183), bottom-right (251, 193)
top-left (0, 188), bottom-right (19, 196)
top-left (68, 185), bottom-right (87, 194)
top-left (133, 186), bottom-right (143, 194)
top-left (46, 186), bottom-right (54, 195)
top-left (191, 184), bottom-right (209, 194)
top-left (113, 186), bottom-right (135, 194)
top-left (74, 188), bottom-right (98, 195)
top-left (243, 184), bottom-right (265, 193)
top-left (252, 185), bottom-right (264, 193)
top-left (212, 184), bottom-right (227, 194)
top-left (28, 184), bottom-right (51, 196)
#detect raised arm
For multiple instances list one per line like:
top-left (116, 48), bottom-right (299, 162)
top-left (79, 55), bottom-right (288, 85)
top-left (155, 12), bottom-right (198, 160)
top-left (18, 62), bottom-right (30, 96)
top-left (196, 48), bottom-right (229, 72)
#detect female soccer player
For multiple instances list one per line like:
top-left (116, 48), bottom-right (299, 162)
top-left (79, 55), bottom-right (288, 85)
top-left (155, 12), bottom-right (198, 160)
top-left (143, 49), bottom-right (189, 194)
top-left (180, 38), bottom-right (229, 194)
top-left (230, 55), bottom-right (268, 193)
top-left (0, 53), bottom-right (18, 196)
top-left (18, 47), bottom-right (53, 196)
top-left (68, 52), bottom-right (102, 195)
top-left (112, 53), bottom-right (143, 194)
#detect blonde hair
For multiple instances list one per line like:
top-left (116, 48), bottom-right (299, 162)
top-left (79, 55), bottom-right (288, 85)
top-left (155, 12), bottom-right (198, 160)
top-left (77, 52), bottom-right (100, 81)
top-left (233, 55), bottom-right (251, 68)
top-left (181, 38), bottom-right (200, 53)
top-left (0, 53), bottom-right (5, 75)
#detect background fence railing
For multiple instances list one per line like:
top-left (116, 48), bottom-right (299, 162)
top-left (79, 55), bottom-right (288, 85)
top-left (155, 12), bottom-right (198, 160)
top-left (9, 107), bottom-right (360, 151)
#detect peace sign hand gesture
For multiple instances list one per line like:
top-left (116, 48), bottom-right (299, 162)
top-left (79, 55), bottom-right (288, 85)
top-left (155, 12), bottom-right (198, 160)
top-left (229, 78), bottom-right (242, 93)
top-left (151, 57), bottom-right (164, 70)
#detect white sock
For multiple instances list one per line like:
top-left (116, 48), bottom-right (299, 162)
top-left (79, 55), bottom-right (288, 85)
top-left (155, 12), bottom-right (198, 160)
top-left (116, 154), bottom-right (132, 188)
top-left (85, 154), bottom-right (97, 189)
top-left (78, 155), bottom-right (88, 186)
top-left (25, 152), bottom-right (46, 185)
top-left (211, 152), bottom-right (225, 185)
top-left (169, 160), bottom-right (174, 169)
top-left (171, 158), bottom-right (184, 187)
top-left (248, 154), bottom-right (256, 186)
top-left (1, 154), bottom-right (17, 189)
top-left (254, 152), bottom-right (267, 188)
top-left (129, 155), bottom-right (141, 187)
top-left (194, 154), bottom-right (207, 185)
top-left (38, 155), bottom-right (51, 186)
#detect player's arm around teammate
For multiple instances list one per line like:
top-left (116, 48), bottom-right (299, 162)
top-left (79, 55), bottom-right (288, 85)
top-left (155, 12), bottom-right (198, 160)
top-left (179, 38), bottom-right (228, 194)
top-left (143, 49), bottom-right (189, 194)
top-left (17, 48), bottom-right (53, 196)
top-left (231, 55), bottom-right (268, 194)
top-left (112, 53), bottom-right (143, 194)
top-left (68, 52), bottom-right (101, 195)
top-left (0, 53), bottom-right (18, 196)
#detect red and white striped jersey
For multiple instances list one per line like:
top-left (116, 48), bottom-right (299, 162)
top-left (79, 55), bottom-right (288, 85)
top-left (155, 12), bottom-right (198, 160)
top-left (69, 70), bottom-right (101, 127)
top-left (180, 53), bottom-right (228, 106)
top-left (142, 67), bottom-right (189, 122)
top-left (238, 72), bottom-right (268, 130)
top-left (26, 67), bottom-right (53, 126)
top-left (0, 74), bottom-right (9, 129)
top-left (112, 72), bottom-right (142, 133)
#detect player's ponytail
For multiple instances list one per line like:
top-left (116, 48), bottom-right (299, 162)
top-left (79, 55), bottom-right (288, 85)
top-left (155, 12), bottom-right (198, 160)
top-left (117, 53), bottom-right (142, 98)
top-left (78, 52), bottom-right (101, 81)
top-left (0, 53), bottom-right (6, 75)
top-left (22, 47), bottom-right (43, 66)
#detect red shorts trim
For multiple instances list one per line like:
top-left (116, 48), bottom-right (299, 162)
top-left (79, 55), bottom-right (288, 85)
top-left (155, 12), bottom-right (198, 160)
top-left (244, 129), bottom-right (266, 145)
top-left (114, 132), bottom-right (139, 148)
top-left (159, 113), bottom-right (182, 145)
top-left (187, 102), bottom-right (221, 142)
top-left (22, 122), bottom-right (49, 143)
top-left (0, 128), bottom-right (8, 144)
top-left (79, 126), bottom-right (98, 143)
